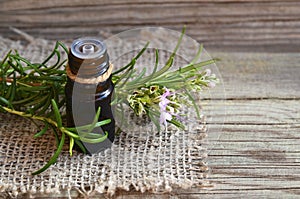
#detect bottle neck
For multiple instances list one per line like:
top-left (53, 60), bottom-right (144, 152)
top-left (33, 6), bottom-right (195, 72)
top-left (66, 38), bottom-right (114, 101)
top-left (68, 50), bottom-right (110, 79)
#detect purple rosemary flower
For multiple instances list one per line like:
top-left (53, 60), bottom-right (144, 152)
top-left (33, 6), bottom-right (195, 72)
top-left (160, 111), bottom-right (172, 127)
top-left (159, 88), bottom-right (175, 127)
top-left (159, 89), bottom-right (171, 109)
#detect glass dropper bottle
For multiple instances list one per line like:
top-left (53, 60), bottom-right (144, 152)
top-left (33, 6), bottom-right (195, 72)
top-left (65, 38), bottom-right (115, 154)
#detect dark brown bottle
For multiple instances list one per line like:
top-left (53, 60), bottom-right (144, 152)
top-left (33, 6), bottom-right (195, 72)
top-left (65, 38), bottom-right (115, 154)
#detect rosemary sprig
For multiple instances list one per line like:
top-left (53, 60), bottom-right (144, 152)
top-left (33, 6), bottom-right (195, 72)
top-left (0, 42), bottom-right (109, 175)
top-left (0, 99), bottom-right (109, 175)
top-left (113, 27), bottom-right (219, 130)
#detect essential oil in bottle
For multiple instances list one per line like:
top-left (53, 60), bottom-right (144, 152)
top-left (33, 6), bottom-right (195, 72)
top-left (65, 38), bottom-right (115, 154)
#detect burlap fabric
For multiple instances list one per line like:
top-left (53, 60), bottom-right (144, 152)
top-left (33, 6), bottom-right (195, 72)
top-left (0, 35), bottom-right (209, 198)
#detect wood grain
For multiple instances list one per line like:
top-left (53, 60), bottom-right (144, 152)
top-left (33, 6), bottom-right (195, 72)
top-left (201, 54), bottom-right (300, 197)
top-left (1, 0), bottom-right (300, 52)
top-left (0, 0), bottom-right (299, 197)
top-left (204, 52), bottom-right (300, 99)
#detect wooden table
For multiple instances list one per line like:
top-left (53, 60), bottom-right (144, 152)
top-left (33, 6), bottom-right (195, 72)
top-left (1, 0), bottom-right (299, 198)
top-left (195, 52), bottom-right (300, 198)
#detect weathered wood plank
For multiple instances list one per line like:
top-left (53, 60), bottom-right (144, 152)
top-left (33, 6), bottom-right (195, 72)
top-left (0, 0), bottom-right (300, 52)
top-left (205, 52), bottom-right (300, 99)
top-left (191, 97), bottom-right (300, 197)
top-left (202, 99), bottom-right (300, 124)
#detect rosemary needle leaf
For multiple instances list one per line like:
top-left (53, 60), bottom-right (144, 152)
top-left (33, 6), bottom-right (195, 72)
top-left (135, 42), bottom-right (150, 59)
top-left (42, 45), bottom-right (58, 66)
top-left (169, 119), bottom-right (185, 130)
top-left (57, 41), bottom-right (69, 54)
top-left (80, 131), bottom-right (108, 143)
top-left (0, 96), bottom-right (13, 109)
top-left (140, 48), bottom-right (159, 85)
top-left (86, 107), bottom-right (101, 134)
top-left (61, 129), bottom-right (80, 139)
top-left (115, 61), bottom-right (135, 85)
top-left (81, 132), bottom-right (107, 139)
top-left (154, 49), bottom-right (159, 73)
top-left (148, 110), bottom-right (160, 132)
top-left (36, 95), bottom-right (52, 116)
top-left (32, 132), bottom-right (65, 175)
top-left (66, 119), bottom-right (111, 132)
top-left (49, 123), bottom-right (60, 148)
top-left (24, 94), bottom-right (48, 107)
top-left (112, 42), bottom-right (149, 76)
top-left (51, 99), bottom-right (62, 128)
top-left (179, 59), bottom-right (217, 74)
top-left (69, 137), bottom-right (74, 156)
top-left (7, 60), bottom-right (23, 75)
top-left (0, 50), bottom-right (11, 68)
top-left (150, 56), bottom-right (174, 81)
top-left (34, 122), bottom-right (49, 138)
